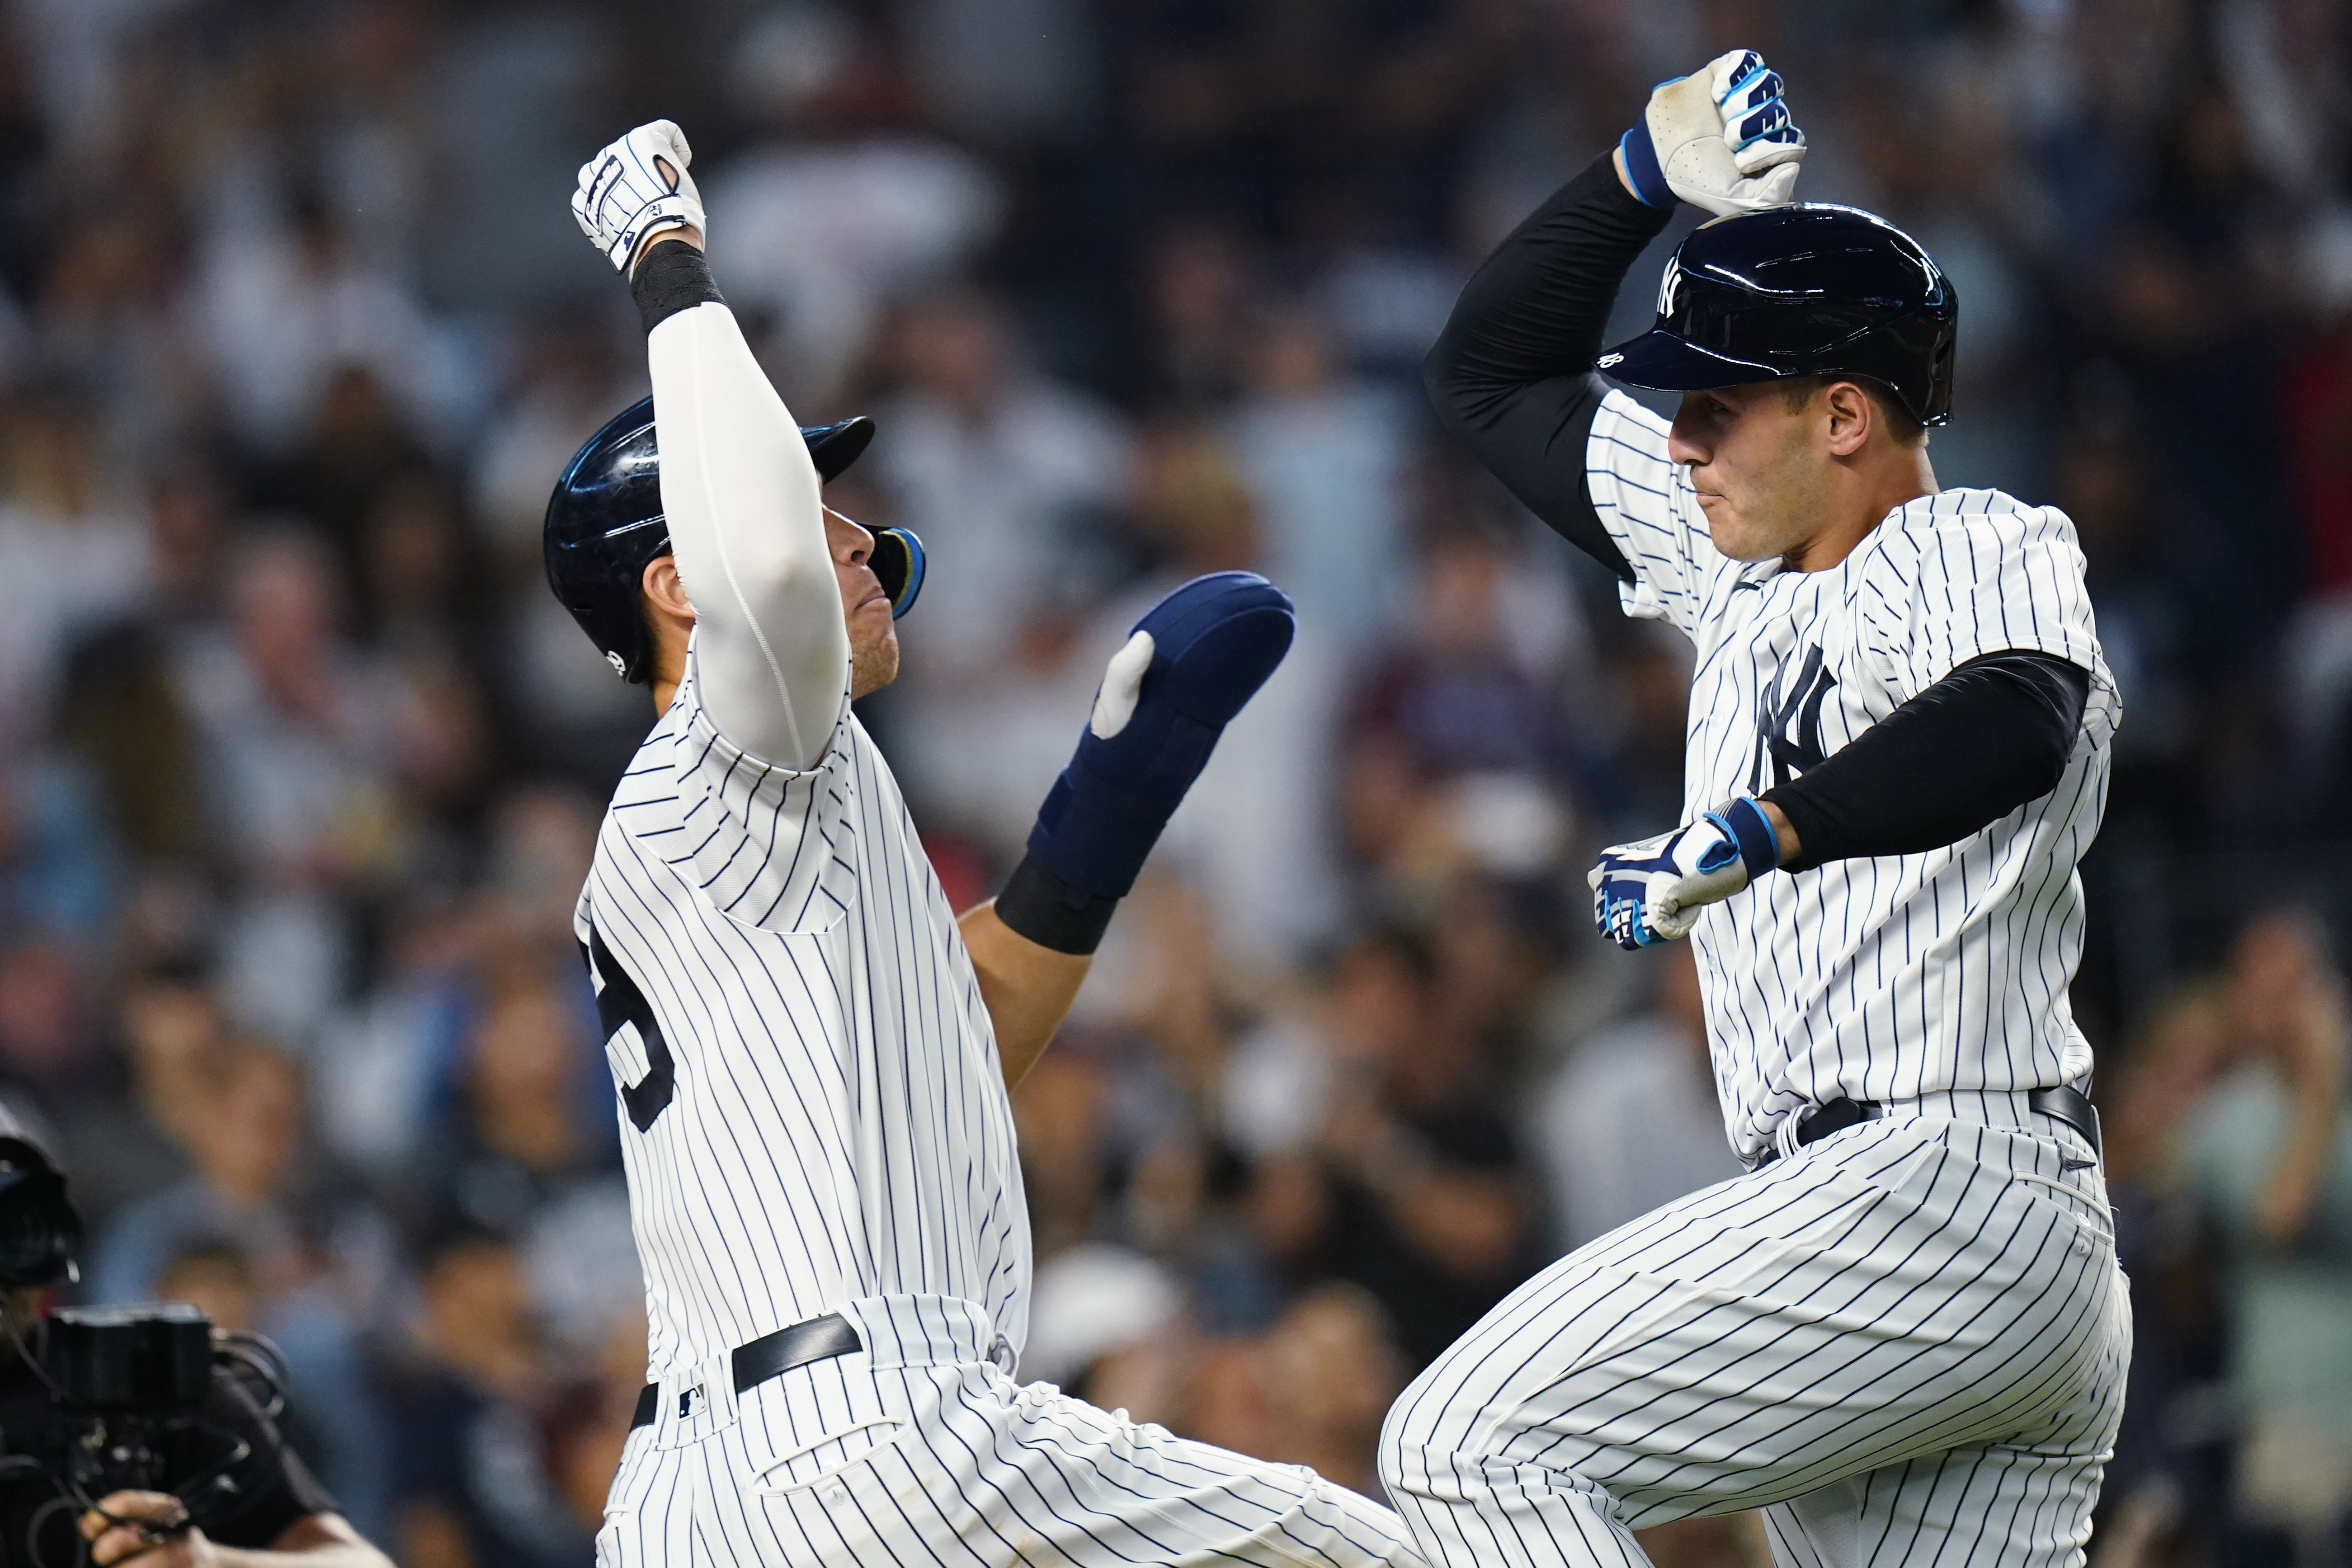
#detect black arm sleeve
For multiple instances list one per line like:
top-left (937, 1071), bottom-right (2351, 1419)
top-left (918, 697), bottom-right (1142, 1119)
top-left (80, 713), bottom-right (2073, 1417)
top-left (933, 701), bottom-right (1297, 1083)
top-left (1761, 651), bottom-right (2091, 872)
top-left (1423, 151), bottom-right (1673, 581)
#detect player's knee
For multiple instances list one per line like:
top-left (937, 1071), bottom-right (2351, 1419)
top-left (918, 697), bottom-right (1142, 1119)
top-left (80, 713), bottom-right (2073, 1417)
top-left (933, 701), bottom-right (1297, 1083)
top-left (1375, 1401), bottom-right (1414, 1502)
top-left (1380, 1355), bottom-right (1528, 1507)
top-left (1377, 1368), bottom-right (1467, 1502)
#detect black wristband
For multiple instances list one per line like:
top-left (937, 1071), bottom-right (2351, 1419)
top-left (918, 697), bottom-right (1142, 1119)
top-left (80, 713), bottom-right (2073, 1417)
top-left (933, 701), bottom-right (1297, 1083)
top-left (993, 853), bottom-right (1118, 956)
top-left (631, 239), bottom-right (723, 334)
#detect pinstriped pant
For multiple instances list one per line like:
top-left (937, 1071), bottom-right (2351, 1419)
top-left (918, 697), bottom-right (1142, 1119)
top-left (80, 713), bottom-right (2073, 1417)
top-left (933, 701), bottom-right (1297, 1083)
top-left (1378, 1115), bottom-right (2131, 1568)
top-left (597, 1353), bottom-right (1428, 1567)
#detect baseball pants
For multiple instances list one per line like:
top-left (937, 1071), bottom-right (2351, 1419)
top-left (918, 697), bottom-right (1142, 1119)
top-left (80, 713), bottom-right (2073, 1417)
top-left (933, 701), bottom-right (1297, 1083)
top-left (598, 1294), bottom-right (1426, 1568)
top-left (1379, 1103), bottom-right (2130, 1568)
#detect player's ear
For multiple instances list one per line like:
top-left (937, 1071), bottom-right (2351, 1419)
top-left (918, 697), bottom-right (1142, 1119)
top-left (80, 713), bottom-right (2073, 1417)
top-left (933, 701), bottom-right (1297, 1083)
top-left (1822, 381), bottom-right (1873, 457)
top-left (641, 554), bottom-right (694, 625)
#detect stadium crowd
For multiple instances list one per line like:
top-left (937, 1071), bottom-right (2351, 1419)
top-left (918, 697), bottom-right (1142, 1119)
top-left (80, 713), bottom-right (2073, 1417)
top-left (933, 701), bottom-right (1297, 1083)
top-left (0, 0), bottom-right (2340, 1565)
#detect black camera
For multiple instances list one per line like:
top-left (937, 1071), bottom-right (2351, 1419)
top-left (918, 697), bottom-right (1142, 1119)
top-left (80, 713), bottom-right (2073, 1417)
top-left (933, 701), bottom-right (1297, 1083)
top-left (43, 1306), bottom-right (240, 1507)
top-left (0, 1136), bottom-right (291, 1566)
top-left (0, 1304), bottom-right (291, 1568)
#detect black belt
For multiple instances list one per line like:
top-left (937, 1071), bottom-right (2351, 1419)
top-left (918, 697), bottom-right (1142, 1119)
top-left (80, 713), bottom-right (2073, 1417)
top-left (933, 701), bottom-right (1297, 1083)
top-left (630, 1313), bottom-right (864, 1430)
top-left (1759, 1085), bottom-right (2101, 1166)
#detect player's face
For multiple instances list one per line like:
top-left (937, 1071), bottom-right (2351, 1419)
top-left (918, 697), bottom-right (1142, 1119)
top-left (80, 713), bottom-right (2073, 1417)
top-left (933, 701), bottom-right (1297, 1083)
top-left (825, 505), bottom-right (901, 699)
top-left (1666, 382), bottom-right (1837, 564)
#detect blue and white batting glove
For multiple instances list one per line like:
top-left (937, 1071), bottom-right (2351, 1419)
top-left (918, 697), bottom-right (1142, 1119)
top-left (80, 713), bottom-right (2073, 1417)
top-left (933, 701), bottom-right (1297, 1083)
top-left (1619, 49), bottom-right (1805, 217)
top-left (572, 120), bottom-right (707, 274)
top-left (1588, 797), bottom-right (1782, 950)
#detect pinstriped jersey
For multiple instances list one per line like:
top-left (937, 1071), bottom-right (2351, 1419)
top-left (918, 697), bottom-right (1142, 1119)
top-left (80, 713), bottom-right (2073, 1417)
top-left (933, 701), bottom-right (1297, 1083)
top-left (575, 640), bottom-right (1029, 1381)
top-left (1587, 390), bottom-right (2120, 1164)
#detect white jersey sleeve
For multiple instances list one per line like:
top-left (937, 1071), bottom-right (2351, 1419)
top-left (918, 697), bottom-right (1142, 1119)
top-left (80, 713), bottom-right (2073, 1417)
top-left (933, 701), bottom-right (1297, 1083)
top-left (668, 650), bottom-right (859, 933)
top-left (1854, 501), bottom-right (2111, 711)
top-left (650, 300), bottom-right (848, 771)
top-left (1585, 389), bottom-right (1727, 638)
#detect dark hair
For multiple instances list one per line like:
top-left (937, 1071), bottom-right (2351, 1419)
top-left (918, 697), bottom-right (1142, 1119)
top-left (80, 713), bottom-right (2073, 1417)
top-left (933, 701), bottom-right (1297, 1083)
top-left (1775, 375), bottom-right (1928, 448)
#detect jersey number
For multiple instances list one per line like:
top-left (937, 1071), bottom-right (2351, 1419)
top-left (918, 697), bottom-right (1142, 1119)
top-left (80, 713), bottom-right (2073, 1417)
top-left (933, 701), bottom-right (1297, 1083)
top-left (582, 926), bottom-right (676, 1131)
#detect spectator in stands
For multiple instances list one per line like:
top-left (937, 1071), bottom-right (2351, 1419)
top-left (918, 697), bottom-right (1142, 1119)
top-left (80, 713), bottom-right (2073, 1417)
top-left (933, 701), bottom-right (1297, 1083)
top-left (382, 1227), bottom-right (592, 1568)
top-left (1532, 942), bottom-right (1742, 1255)
top-left (2178, 912), bottom-right (2352, 1557)
top-left (1309, 923), bottom-right (1526, 1369)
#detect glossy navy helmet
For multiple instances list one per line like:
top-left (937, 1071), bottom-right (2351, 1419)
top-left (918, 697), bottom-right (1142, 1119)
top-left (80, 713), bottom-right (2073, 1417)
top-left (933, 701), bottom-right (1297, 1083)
top-left (543, 397), bottom-right (927, 683)
top-left (1596, 203), bottom-right (1958, 426)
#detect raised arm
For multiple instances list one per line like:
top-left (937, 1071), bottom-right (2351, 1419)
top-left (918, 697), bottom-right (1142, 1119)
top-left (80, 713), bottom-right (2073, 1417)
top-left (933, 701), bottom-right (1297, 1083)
top-left (1423, 151), bottom-right (1669, 580)
top-left (1428, 52), bottom-right (1806, 582)
top-left (644, 250), bottom-right (846, 768)
top-left (577, 122), bottom-right (846, 770)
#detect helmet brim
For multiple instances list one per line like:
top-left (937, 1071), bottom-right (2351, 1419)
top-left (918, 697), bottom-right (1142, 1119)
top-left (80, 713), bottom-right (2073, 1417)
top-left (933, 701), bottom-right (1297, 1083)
top-left (805, 416), bottom-right (876, 482)
top-left (1594, 329), bottom-right (1787, 393)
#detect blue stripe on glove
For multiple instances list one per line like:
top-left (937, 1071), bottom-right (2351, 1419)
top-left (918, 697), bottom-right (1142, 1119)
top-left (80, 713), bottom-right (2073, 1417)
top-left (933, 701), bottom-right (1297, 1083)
top-left (1718, 59), bottom-right (1801, 153)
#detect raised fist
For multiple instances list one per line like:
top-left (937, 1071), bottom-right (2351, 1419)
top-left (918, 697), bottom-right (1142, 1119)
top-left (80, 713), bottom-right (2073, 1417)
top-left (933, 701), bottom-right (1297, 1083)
top-left (572, 120), bottom-right (707, 274)
top-left (1622, 50), bottom-right (1805, 218)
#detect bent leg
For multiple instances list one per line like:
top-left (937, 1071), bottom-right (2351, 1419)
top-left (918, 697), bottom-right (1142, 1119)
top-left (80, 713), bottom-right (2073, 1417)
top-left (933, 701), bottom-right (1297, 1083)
top-left (706, 1357), bottom-right (1429, 1567)
top-left (1763, 1418), bottom-right (2127, 1568)
top-left (1379, 1119), bottom-right (2127, 1568)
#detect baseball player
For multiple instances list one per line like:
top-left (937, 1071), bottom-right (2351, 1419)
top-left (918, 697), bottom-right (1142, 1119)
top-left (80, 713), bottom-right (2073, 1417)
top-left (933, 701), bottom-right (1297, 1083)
top-left (550, 121), bottom-right (1432, 1568)
top-left (1380, 52), bottom-right (2130, 1568)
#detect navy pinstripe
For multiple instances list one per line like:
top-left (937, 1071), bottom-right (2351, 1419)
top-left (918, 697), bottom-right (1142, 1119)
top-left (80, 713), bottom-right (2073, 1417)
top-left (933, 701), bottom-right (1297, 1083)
top-left (1376, 391), bottom-right (2128, 1568)
top-left (585, 659), bottom-right (1426, 1567)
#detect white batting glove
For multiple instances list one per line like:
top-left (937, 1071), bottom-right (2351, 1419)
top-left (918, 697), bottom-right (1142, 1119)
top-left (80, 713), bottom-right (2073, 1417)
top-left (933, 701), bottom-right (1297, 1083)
top-left (1621, 49), bottom-right (1805, 218)
top-left (1588, 798), bottom-right (1782, 950)
top-left (572, 120), bottom-right (707, 274)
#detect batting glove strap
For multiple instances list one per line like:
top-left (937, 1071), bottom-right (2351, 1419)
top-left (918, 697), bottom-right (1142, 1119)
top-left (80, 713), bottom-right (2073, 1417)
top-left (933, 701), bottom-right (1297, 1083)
top-left (1713, 795), bottom-right (1782, 880)
top-left (1619, 125), bottom-right (1673, 209)
top-left (1027, 572), bottom-right (1295, 904)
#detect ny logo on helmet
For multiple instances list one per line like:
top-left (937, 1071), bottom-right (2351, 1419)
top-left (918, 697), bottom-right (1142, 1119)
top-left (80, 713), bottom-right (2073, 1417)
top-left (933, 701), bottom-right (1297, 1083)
top-left (1656, 257), bottom-right (1684, 318)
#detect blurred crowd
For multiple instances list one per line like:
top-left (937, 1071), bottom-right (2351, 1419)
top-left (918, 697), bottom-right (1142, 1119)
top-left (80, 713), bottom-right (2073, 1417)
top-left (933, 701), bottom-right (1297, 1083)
top-left (0, 0), bottom-right (2340, 1566)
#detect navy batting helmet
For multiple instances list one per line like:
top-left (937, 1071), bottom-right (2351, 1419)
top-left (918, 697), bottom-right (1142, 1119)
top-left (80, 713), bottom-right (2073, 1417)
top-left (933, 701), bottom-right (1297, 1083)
top-left (1596, 204), bottom-right (1957, 426)
top-left (543, 396), bottom-right (927, 683)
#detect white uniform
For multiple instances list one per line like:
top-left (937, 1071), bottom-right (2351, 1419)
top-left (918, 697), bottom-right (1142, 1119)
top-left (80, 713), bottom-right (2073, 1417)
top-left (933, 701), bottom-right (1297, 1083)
top-left (1377, 391), bottom-right (2131, 1568)
top-left (583, 300), bottom-right (1423, 1568)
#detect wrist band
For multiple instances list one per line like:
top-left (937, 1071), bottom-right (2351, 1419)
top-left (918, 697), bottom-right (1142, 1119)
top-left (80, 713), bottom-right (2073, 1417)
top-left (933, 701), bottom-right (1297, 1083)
top-left (632, 240), bottom-right (724, 334)
top-left (1712, 796), bottom-right (1783, 878)
top-left (1618, 125), bottom-right (1672, 208)
top-left (993, 853), bottom-right (1118, 956)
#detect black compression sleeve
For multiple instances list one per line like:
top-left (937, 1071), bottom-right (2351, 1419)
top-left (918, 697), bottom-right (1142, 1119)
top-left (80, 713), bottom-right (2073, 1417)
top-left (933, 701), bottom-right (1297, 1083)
top-left (1762, 651), bottom-right (2091, 872)
top-left (631, 239), bottom-right (723, 334)
top-left (1423, 152), bottom-right (1674, 581)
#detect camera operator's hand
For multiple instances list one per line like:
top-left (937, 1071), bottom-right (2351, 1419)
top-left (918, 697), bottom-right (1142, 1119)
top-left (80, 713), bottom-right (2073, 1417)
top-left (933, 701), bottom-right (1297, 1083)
top-left (79, 1490), bottom-right (390, 1568)
top-left (80, 1491), bottom-right (206, 1567)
